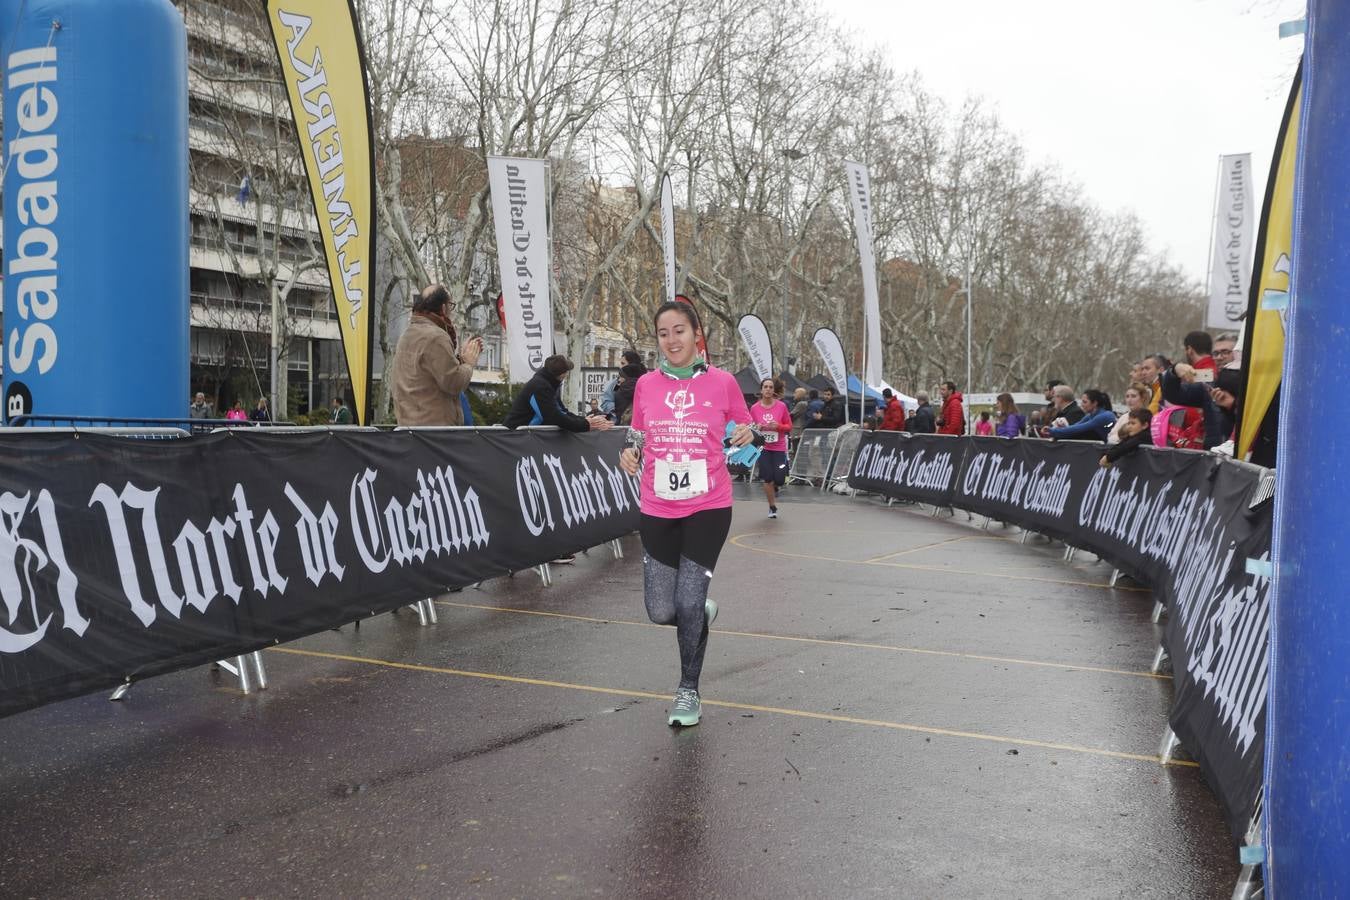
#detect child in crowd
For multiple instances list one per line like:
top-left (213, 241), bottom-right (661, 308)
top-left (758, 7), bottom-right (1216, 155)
top-left (1100, 408), bottom-right (1153, 466)
top-left (975, 411), bottom-right (994, 436)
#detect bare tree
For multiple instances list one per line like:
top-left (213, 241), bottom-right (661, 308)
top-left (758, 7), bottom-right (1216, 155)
top-left (348, 0), bottom-right (1204, 409)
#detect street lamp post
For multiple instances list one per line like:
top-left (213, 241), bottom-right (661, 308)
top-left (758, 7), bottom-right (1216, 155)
top-left (780, 147), bottom-right (807, 377)
top-left (270, 278), bottom-right (280, 418)
top-left (965, 256), bottom-right (973, 396)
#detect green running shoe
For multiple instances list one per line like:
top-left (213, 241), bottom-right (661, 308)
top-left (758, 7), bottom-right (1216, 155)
top-left (668, 688), bottom-right (701, 726)
top-left (705, 598), bottom-right (718, 627)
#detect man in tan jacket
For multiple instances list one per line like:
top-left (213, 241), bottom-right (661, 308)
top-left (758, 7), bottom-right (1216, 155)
top-left (392, 284), bottom-right (483, 425)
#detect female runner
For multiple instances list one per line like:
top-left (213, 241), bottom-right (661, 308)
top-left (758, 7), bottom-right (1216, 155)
top-left (751, 377), bottom-right (792, 518)
top-left (619, 300), bottom-right (758, 726)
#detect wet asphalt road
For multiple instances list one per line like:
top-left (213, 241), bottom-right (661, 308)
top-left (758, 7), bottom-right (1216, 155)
top-left (0, 485), bottom-right (1239, 898)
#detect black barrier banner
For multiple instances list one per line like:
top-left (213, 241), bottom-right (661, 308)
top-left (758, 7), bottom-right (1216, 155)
top-left (0, 428), bottom-right (638, 720)
top-left (847, 431), bottom-right (968, 507)
top-left (849, 432), bottom-right (1271, 839)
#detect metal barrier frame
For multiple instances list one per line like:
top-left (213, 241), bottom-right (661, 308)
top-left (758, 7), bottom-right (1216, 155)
top-left (788, 426), bottom-right (850, 486)
top-left (820, 425), bottom-right (863, 493)
top-left (8, 413), bottom-right (298, 434)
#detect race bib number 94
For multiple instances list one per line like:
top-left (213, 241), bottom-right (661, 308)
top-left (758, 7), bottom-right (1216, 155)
top-left (654, 457), bottom-right (710, 501)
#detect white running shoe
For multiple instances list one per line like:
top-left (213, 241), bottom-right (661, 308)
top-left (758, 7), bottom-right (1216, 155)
top-left (768, 506), bottom-right (778, 519)
top-left (668, 688), bottom-right (701, 726)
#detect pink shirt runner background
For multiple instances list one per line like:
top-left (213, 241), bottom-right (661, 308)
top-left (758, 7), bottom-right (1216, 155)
top-left (630, 366), bottom-right (754, 518)
top-left (749, 399), bottom-right (791, 450)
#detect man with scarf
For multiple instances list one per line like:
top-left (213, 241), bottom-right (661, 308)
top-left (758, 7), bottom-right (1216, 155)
top-left (392, 284), bottom-right (484, 426)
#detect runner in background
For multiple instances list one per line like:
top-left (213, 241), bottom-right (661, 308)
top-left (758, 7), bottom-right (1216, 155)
top-left (751, 377), bottom-right (792, 518)
top-left (619, 300), bottom-right (758, 727)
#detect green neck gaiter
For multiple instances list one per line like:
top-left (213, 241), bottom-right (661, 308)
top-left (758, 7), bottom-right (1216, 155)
top-left (659, 355), bottom-right (707, 379)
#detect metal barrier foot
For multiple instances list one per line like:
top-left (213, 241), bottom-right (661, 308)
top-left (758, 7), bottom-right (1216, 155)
top-left (1231, 861), bottom-right (1264, 900)
top-left (109, 679), bottom-right (132, 702)
top-left (1151, 600), bottom-right (1166, 624)
top-left (1151, 644), bottom-right (1169, 673)
top-left (215, 652), bottom-right (267, 694)
top-left (610, 539), bottom-right (624, 560)
top-left (1109, 568), bottom-right (1121, 587)
top-left (251, 651), bottom-right (269, 690)
top-left (1231, 815), bottom-right (1265, 900)
top-left (1159, 726), bottom-right (1181, 765)
top-left (536, 563), bottom-right (553, 587)
top-left (408, 598), bottom-right (438, 626)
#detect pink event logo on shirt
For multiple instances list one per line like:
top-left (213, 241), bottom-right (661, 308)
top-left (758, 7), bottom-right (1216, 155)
top-left (665, 389), bottom-right (695, 419)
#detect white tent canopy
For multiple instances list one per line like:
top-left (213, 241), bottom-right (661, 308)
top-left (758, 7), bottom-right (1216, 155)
top-left (869, 381), bottom-right (918, 410)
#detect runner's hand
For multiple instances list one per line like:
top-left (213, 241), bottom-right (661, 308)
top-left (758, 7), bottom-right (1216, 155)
top-left (728, 424), bottom-right (755, 447)
top-left (620, 448), bottom-right (640, 475)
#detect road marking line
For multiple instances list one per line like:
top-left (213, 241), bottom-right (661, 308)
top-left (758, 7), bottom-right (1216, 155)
top-left (435, 601), bottom-right (1171, 681)
top-left (729, 532), bottom-right (1151, 593)
top-left (863, 534), bottom-right (1003, 563)
top-left (268, 646), bottom-right (1196, 768)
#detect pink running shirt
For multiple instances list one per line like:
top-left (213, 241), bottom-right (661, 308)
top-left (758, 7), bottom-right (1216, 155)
top-left (749, 398), bottom-right (791, 450)
top-left (630, 366), bottom-right (754, 518)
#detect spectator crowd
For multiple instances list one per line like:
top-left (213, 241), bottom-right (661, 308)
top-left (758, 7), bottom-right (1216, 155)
top-left (381, 283), bottom-right (1274, 483)
top-left (844, 328), bottom-right (1273, 469)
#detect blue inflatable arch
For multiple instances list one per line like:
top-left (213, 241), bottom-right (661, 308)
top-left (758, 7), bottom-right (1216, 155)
top-left (1, 0), bottom-right (188, 422)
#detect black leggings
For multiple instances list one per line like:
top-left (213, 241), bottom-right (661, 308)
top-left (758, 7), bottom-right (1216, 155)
top-left (639, 507), bottom-right (734, 690)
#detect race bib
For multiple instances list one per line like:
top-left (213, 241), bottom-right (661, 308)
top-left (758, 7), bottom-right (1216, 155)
top-left (654, 457), bottom-right (710, 501)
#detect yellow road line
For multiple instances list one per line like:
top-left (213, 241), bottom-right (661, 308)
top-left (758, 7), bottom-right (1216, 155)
top-left (435, 601), bottom-right (1171, 682)
top-left (729, 532), bottom-right (1151, 593)
top-left (268, 646), bottom-right (1196, 768)
top-left (863, 534), bottom-right (1005, 563)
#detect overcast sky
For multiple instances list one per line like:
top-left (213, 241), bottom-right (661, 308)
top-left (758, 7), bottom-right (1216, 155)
top-left (824, 0), bottom-right (1305, 285)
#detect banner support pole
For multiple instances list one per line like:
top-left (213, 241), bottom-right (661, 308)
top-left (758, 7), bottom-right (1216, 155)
top-left (1203, 154), bottom-right (1221, 330)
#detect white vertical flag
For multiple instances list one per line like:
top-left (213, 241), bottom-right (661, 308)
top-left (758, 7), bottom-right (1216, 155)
top-left (737, 314), bottom-right (774, 380)
top-left (1206, 153), bottom-right (1254, 331)
top-left (812, 327), bottom-right (848, 400)
top-left (487, 156), bottom-right (553, 379)
top-left (843, 160), bottom-right (883, 385)
top-left (661, 173), bottom-right (677, 302)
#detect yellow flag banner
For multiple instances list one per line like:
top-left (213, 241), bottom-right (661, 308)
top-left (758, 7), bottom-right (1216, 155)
top-left (266, 1), bottom-right (375, 424)
top-left (1237, 61), bottom-right (1301, 461)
